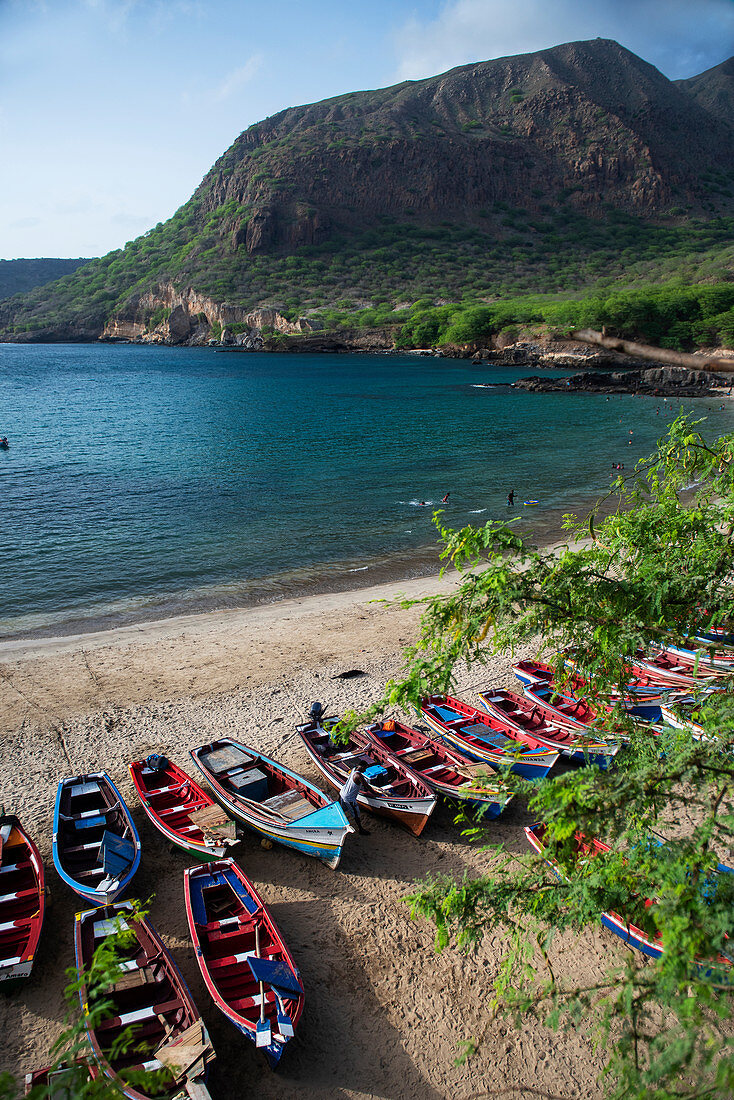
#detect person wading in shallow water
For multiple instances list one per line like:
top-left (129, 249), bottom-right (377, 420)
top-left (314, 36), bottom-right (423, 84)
top-left (441, 492), bottom-right (450, 504)
top-left (507, 489), bottom-right (515, 506)
top-left (339, 762), bottom-right (370, 835)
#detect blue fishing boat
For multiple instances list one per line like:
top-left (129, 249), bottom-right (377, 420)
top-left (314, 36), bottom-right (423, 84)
top-left (191, 738), bottom-right (353, 868)
top-left (52, 773), bottom-right (140, 904)
top-left (419, 695), bottom-right (559, 780)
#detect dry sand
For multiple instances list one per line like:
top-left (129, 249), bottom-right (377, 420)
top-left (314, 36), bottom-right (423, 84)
top-left (0, 571), bottom-right (622, 1099)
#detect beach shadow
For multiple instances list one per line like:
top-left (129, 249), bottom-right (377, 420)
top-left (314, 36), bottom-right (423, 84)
top-left (202, 895), bottom-right (449, 1100)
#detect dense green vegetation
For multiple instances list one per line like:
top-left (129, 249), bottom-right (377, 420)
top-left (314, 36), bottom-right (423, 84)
top-left (2, 209), bottom-right (733, 340)
top-left (391, 282), bottom-right (734, 350)
top-left (343, 417), bottom-right (734, 1096)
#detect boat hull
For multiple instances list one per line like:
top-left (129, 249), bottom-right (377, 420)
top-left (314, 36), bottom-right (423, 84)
top-left (297, 724), bottom-right (436, 837)
top-left (129, 759), bottom-right (236, 862)
top-left (191, 740), bottom-right (352, 868)
top-left (525, 824), bottom-right (732, 977)
top-left (184, 860), bottom-right (304, 1067)
top-left (52, 773), bottom-right (140, 904)
top-left (75, 901), bottom-right (213, 1099)
top-left (476, 690), bottom-right (619, 768)
top-left (419, 706), bottom-right (558, 780)
top-left (0, 816), bottom-right (45, 985)
top-left (363, 720), bottom-right (512, 818)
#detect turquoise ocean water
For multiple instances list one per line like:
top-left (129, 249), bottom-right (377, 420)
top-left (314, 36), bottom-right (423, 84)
top-left (0, 344), bottom-right (730, 639)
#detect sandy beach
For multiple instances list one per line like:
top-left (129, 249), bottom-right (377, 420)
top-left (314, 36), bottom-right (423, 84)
top-left (0, 569), bottom-right (620, 1099)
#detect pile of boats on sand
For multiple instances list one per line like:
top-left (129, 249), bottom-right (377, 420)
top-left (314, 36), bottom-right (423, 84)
top-left (7, 636), bottom-right (734, 1096)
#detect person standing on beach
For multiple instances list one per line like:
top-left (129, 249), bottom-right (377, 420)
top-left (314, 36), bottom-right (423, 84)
top-left (507, 489), bottom-right (515, 506)
top-left (339, 763), bottom-right (370, 835)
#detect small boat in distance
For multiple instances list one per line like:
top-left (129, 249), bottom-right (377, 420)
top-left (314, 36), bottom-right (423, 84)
top-left (129, 755), bottom-right (238, 862)
top-left (297, 707), bottom-right (437, 835)
top-left (75, 901), bottom-right (214, 1099)
top-left (184, 859), bottom-right (304, 1067)
top-left (364, 717), bottom-right (513, 819)
top-left (419, 695), bottom-right (559, 779)
top-left (0, 815), bottom-right (45, 984)
top-left (191, 738), bottom-right (353, 868)
top-left (476, 687), bottom-right (620, 767)
top-left (53, 773), bottom-right (140, 904)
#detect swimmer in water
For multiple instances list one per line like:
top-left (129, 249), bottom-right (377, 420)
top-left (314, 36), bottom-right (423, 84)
top-left (441, 492), bottom-right (450, 504)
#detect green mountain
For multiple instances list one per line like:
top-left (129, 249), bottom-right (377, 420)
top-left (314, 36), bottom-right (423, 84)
top-left (2, 38), bottom-right (733, 345)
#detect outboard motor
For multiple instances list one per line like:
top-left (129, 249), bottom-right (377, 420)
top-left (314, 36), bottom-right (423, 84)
top-left (309, 701), bottom-right (326, 723)
top-left (145, 753), bottom-right (170, 772)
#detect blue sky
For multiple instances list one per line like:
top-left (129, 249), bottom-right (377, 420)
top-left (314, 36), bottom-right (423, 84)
top-left (1, 0), bottom-right (733, 259)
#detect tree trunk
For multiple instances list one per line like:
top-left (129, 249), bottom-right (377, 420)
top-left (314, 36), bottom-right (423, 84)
top-left (570, 328), bottom-right (734, 374)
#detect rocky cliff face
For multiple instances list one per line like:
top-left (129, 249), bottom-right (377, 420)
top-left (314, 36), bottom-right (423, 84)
top-left (100, 282), bottom-right (315, 345)
top-left (197, 37), bottom-right (732, 256)
top-left (675, 57), bottom-right (734, 128)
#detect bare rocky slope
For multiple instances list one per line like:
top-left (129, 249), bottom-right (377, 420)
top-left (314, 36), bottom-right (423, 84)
top-left (2, 38), bottom-right (733, 345)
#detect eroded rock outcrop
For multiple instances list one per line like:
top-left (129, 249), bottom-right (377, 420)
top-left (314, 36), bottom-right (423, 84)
top-left (101, 282), bottom-right (316, 346)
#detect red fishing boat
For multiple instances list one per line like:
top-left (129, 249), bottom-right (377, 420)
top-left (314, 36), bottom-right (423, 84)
top-left (630, 649), bottom-right (725, 690)
top-left (75, 901), bottom-right (214, 1099)
top-left (513, 659), bottom-right (674, 723)
top-left (363, 717), bottom-right (513, 819)
top-left (184, 859), bottom-right (304, 1067)
top-left (129, 756), bottom-right (238, 861)
top-left (0, 815), bottom-right (45, 984)
top-left (476, 687), bottom-right (620, 767)
top-left (419, 695), bottom-right (559, 779)
top-left (297, 706), bottom-right (436, 836)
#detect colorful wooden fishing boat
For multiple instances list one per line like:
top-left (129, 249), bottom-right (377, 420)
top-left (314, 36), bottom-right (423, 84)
top-left (184, 859), bottom-right (304, 1067)
top-left (653, 642), bottom-right (734, 674)
top-left (129, 756), bottom-right (238, 862)
top-left (630, 649), bottom-right (724, 690)
top-left (419, 695), bottom-right (559, 779)
top-left (191, 738), bottom-right (352, 869)
top-left (297, 711), bottom-right (436, 835)
top-left (53, 773), bottom-right (141, 904)
top-left (514, 659), bottom-right (675, 724)
top-left (363, 717), bottom-right (513, 819)
top-left (476, 688), bottom-right (620, 767)
top-left (525, 822), bottom-right (733, 975)
top-left (659, 702), bottom-right (705, 738)
top-left (75, 901), bottom-right (215, 1100)
top-left (0, 815), bottom-right (45, 984)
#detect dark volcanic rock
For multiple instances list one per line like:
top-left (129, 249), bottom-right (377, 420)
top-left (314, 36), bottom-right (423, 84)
top-left (513, 366), bottom-right (730, 396)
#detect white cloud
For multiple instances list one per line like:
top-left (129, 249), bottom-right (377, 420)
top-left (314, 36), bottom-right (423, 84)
top-left (393, 0), bottom-right (734, 81)
top-left (209, 54), bottom-right (264, 103)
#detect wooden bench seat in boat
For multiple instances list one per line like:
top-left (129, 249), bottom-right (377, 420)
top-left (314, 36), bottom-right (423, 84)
top-left (398, 748), bottom-right (434, 765)
top-left (261, 790), bottom-right (315, 821)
